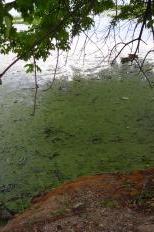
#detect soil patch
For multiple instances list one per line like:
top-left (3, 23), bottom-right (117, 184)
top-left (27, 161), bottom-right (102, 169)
top-left (1, 168), bottom-right (154, 232)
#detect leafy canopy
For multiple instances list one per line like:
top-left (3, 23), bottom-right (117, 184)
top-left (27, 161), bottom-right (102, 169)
top-left (0, 0), bottom-right (114, 62)
top-left (0, 0), bottom-right (154, 65)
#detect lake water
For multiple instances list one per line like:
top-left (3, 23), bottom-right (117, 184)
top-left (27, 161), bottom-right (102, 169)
top-left (0, 14), bottom-right (154, 89)
top-left (0, 13), bottom-right (154, 214)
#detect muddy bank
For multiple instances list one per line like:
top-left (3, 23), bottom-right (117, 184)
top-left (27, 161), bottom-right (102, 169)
top-left (1, 168), bottom-right (154, 232)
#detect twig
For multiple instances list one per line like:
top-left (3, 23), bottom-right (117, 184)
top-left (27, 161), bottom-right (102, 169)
top-left (43, 47), bottom-right (60, 91)
top-left (135, 58), bottom-right (153, 88)
top-left (0, 57), bottom-right (20, 84)
top-left (83, 31), bottom-right (104, 57)
top-left (32, 57), bottom-right (39, 115)
top-left (110, 38), bottom-right (147, 64)
top-left (140, 49), bottom-right (154, 68)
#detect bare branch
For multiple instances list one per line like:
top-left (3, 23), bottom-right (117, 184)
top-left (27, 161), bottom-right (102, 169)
top-left (140, 49), bottom-right (154, 68)
top-left (0, 57), bottom-right (20, 84)
top-left (110, 38), bottom-right (147, 64)
top-left (135, 58), bottom-right (153, 88)
top-left (32, 57), bottom-right (39, 116)
top-left (43, 47), bottom-right (60, 91)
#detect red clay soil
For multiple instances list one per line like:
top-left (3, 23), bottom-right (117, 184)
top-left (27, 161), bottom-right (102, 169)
top-left (1, 168), bottom-right (154, 232)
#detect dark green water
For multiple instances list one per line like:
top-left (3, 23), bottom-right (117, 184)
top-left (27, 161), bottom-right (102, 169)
top-left (0, 76), bottom-right (154, 212)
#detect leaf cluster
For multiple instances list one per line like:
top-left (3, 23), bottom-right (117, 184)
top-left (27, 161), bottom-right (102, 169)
top-left (0, 0), bottom-right (114, 64)
top-left (113, 0), bottom-right (154, 29)
top-left (0, 0), bottom-right (154, 74)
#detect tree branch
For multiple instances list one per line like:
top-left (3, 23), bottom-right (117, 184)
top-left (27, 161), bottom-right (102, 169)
top-left (0, 57), bottom-right (20, 84)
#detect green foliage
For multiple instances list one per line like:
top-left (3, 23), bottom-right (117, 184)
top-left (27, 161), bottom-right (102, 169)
top-left (0, 0), bottom-right (114, 65)
top-left (24, 63), bottom-right (41, 73)
top-left (0, 0), bottom-right (154, 73)
top-left (113, 0), bottom-right (154, 29)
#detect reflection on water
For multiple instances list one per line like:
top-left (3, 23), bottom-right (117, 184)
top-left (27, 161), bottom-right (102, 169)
top-left (0, 14), bottom-right (154, 89)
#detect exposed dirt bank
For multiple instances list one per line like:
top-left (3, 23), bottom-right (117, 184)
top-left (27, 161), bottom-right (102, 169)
top-left (1, 168), bottom-right (154, 232)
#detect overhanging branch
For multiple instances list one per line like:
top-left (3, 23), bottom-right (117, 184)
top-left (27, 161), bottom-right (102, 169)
top-left (0, 57), bottom-right (20, 84)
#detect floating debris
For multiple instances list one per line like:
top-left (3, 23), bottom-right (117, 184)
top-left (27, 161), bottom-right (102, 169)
top-left (121, 97), bottom-right (129, 100)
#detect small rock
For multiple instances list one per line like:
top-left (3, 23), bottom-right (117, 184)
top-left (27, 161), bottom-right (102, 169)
top-left (72, 202), bottom-right (85, 214)
top-left (99, 223), bottom-right (104, 228)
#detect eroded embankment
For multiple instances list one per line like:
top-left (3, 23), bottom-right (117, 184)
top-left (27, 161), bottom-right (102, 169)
top-left (1, 168), bottom-right (154, 232)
